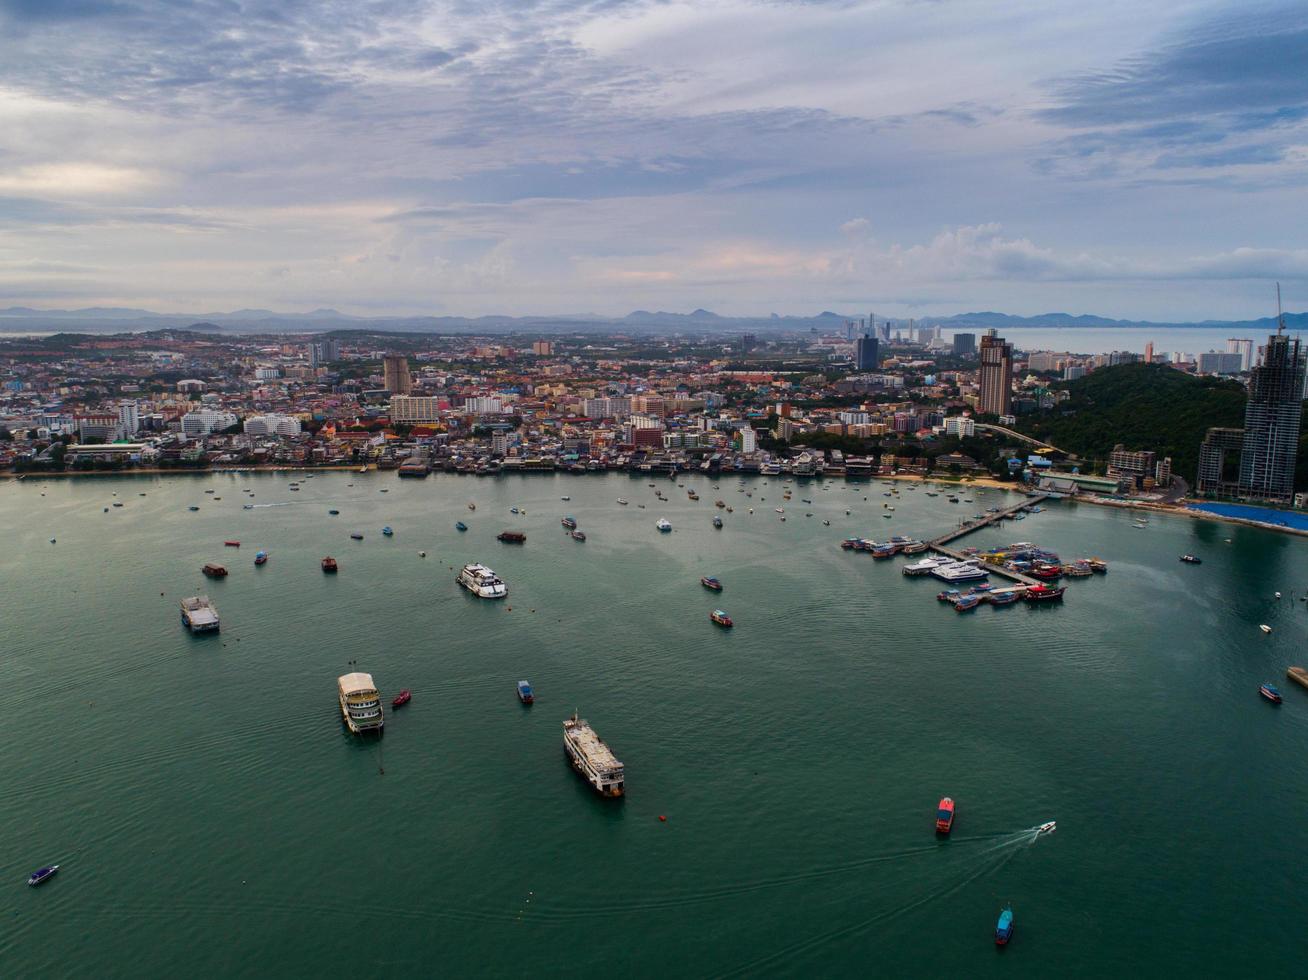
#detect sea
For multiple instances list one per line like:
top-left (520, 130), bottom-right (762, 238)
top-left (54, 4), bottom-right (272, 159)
top-left (2, 471), bottom-right (1306, 977)
top-left (941, 326), bottom-right (1303, 358)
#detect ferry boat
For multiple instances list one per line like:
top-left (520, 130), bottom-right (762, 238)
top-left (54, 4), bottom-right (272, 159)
top-left (710, 609), bottom-right (734, 627)
top-left (935, 797), bottom-right (955, 834)
top-left (712, 516), bottom-right (724, 528)
top-left (497, 530), bottom-right (527, 543)
top-left (656, 519), bottom-right (672, 532)
top-left (27, 865), bottom-right (58, 887)
top-left (321, 556), bottom-right (338, 573)
top-left (701, 576), bottom-right (723, 591)
top-left (337, 672), bottom-right (384, 734)
top-left (904, 556), bottom-right (949, 576)
top-left (1179, 554), bottom-right (1202, 564)
top-left (571, 529), bottom-right (587, 541)
top-left (455, 521), bottom-right (468, 531)
top-left (994, 905), bottom-right (1014, 945)
top-left (930, 562), bottom-right (989, 583)
top-left (1022, 584), bottom-right (1065, 602)
top-left (382, 526), bottom-right (394, 536)
top-left (202, 563), bottom-right (228, 578)
top-left (563, 713), bottom-right (624, 797)
top-left (180, 595), bottom-right (220, 632)
top-left (392, 689), bottom-right (411, 708)
top-left (254, 551), bottom-right (268, 566)
top-left (1260, 683), bottom-right (1283, 704)
top-left (561, 516), bottom-right (578, 529)
top-left (517, 680), bottom-right (534, 704)
top-left (458, 563), bottom-right (507, 598)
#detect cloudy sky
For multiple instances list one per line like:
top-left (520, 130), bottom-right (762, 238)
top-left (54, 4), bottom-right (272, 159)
top-left (0, 0), bottom-right (1305, 319)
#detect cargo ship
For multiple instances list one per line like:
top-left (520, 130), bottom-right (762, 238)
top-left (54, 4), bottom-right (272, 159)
top-left (337, 672), bottom-right (384, 734)
top-left (563, 713), bottom-right (624, 797)
top-left (180, 595), bottom-right (220, 632)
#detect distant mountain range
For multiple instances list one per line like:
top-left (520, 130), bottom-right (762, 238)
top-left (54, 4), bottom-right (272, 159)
top-left (0, 305), bottom-right (1304, 335)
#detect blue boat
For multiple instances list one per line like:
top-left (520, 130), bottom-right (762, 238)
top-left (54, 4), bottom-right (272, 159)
top-left (994, 904), bottom-right (1014, 945)
top-left (988, 590), bottom-right (1020, 606)
top-left (954, 594), bottom-right (981, 612)
top-left (254, 551), bottom-right (268, 566)
top-left (27, 865), bottom-right (58, 887)
top-left (382, 526), bottom-right (394, 536)
top-left (455, 521), bottom-right (468, 532)
top-left (517, 680), bottom-right (534, 704)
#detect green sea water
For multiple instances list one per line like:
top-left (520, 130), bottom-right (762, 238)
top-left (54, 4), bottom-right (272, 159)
top-left (1, 471), bottom-right (1306, 977)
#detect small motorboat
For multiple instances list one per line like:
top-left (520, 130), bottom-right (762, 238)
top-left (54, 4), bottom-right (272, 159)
top-left (1037, 820), bottom-right (1056, 834)
top-left (561, 516), bottom-right (577, 529)
top-left (392, 689), bottom-right (412, 708)
top-left (189, 505), bottom-right (200, 511)
top-left (710, 609), bottom-right (733, 628)
top-left (455, 521), bottom-right (468, 531)
top-left (994, 904), bottom-right (1014, 945)
top-left (1179, 554), bottom-right (1201, 564)
top-left (656, 519), bottom-right (672, 532)
top-left (27, 865), bottom-right (59, 887)
top-left (1260, 683), bottom-right (1283, 704)
top-left (561, 496), bottom-right (571, 501)
top-left (328, 509), bottom-right (340, 515)
top-left (570, 530), bottom-right (586, 541)
top-left (510, 507), bottom-right (520, 515)
top-left (701, 576), bottom-right (723, 591)
top-left (617, 498), bottom-right (629, 505)
top-left (1260, 624), bottom-right (1272, 634)
top-left (225, 540), bottom-right (240, 547)
top-left (254, 551), bottom-right (268, 566)
top-left (382, 526), bottom-right (394, 536)
top-left (350, 533), bottom-right (364, 540)
top-left (712, 516), bottom-right (723, 528)
top-left (321, 557), bottom-right (338, 573)
top-left (935, 797), bottom-right (955, 834)
top-left (468, 502), bottom-right (476, 510)
top-left (516, 680), bottom-right (534, 704)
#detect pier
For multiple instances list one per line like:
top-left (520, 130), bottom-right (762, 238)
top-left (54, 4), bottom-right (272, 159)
top-left (926, 493), bottom-right (1054, 588)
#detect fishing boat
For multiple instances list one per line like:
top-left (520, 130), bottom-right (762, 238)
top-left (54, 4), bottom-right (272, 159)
top-left (455, 521), bottom-right (468, 531)
top-left (254, 551), bottom-right (268, 566)
top-left (202, 563), bottom-right (228, 578)
top-left (498, 530), bottom-right (527, 543)
top-left (382, 526), bottom-right (394, 536)
top-left (935, 797), bottom-right (955, 833)
top-left (1179, 554), bottom-right (1202, 564)
top-left (561, 516), bottom-right (578, 529)
top-left (517, 680), bottom-right (534, 704)
top-left (701, 576), bottom-right (723, 591)
top-left (710, 609), bottom-right (734, 628)
top-left (321, 557), bottom-right (338, 573)
top-left (712, 516), bottom-right (723, 528)
top-left (27, 865), bottom-right (59, 887)
top-left (656, 519), bottom-right (672, 532)
top-left (570, 529), bottom-right (587, 541)
top-left (987, 590), bottom-right (1021, 606)
top-left (350, 533), bottom-right (364, 540)
top-left (392, 689), bottom-right (412, 708)
top-left (994, 905), bottom-right (1014, 945)
top-left (1260, 683), bottom-right (1283, 704)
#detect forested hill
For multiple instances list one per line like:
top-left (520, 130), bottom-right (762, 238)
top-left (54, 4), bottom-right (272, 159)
top-left (1018, 363), bottom-right (1247, 481)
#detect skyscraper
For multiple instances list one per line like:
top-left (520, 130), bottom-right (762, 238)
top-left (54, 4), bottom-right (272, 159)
top-left (1226, 338), bottom-right (1253, 372)
top-left (952, 333), bottom-right (976, 356)
top-left (383, 354), bottom-right (412, 395)
top-left (854, 334), bottom-right (879, 372)
top-left (1238, 333), bottom-right (1305, 504)
top-left (977, 332), bottom-right (1013, 416)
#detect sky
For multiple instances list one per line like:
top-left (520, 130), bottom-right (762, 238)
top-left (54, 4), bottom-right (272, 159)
top-left (0, 0), bottom-right (1305, 320)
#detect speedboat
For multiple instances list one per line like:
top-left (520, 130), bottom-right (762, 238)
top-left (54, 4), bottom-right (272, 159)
top-left (456, 521), bottom-right (468, 531)
top-left (1260, 683), bottom-right (1283, 704)
top-left (1037, 821), bottom-right (1056, 834)
top-left (1260, 624), bottom-right (1272, 634)
top-left (1179, 554), bottom-right (1201, 564)
top-left (656, 519), bottom-right (672, 532)
top-left (994, 905), bottom-right (1014, 945)
top-left (254, 551), bottom-right (268, 566)
top-left (517, 680), bottom-right (535, 704)
top-left (710, 609), bottom-right (733, 628)
top-left (27, 865), bottom-right (59, 887)
top-left (617, 498), bottom-right (629, 505)
top-left (382, 526), bottom-right (393, 536)
top-left (392, 689), bottom-right (412, 708)
top-left (935, 797), bottom-right (955, 834)
top-left (701, 576), bottom-right (723, 591)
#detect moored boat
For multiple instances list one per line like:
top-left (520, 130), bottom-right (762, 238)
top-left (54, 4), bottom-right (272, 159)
top-left (27, 865), bottom-right (59, 887)
top-left (955, 593), bottom-right (981, 612)
top-left (202, 563), bottom-right (228, 578)
top-left (1260, 683), bottom-right (1283, 704)
top-left (570, 530), bottom-right (586, 541)
top-left (338, 672), bottom-right (384, 734)
top-left (392, 689), bottom-right (412, 708)
top-left (180, 595), bottom-right (220, 632)
top-left (701, 576), bottom-right (723, 591)
top-left (656, 518), bottom-right (672, 532)
top-left (455, 521), bottom-right (468, 531)
top-left (382, 526), bottom-right (394, 536)
top-left (995, 905), bottom-right (1014, 945)
top-left (561, 516), bottom-right (578, 529)
top-left (254, 551), bottom-right (268, 566)
top-left (936, 797), bottom-right (955, 834)
top-left (710, 609), bottom-right (734, 627)
top-left (458, 563), bottom-right (508, 598)
top-left (563, 713), bottom-right (624, 796)
top-left (517, 680), bottom-right (534, 704)
top-left (712, 516), bottom-right (723, 528)
top-left (350, 533), bottom-right (364, 540)
top-left (321, 556), bottom-right (338, 573)
top-left (497, 530), bottom-right (527, 543)
top-left (1022, 584), bottom-right (1065, 602)
top-left (224, 540), bottom-right (240, 547)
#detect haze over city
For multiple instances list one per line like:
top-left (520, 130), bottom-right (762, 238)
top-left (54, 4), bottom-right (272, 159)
top-left (0, 0), bottom-right (1305, 319)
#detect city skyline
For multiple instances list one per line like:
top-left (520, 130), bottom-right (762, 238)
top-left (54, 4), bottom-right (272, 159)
top-left (0, 1), bottom-right (1305, 319)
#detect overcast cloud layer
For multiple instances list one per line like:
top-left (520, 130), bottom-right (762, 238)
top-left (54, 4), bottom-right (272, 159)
top-left (0, 0), bottom-right (1305, 319)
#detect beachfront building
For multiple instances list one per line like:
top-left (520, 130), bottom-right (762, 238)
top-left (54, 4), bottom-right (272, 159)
top-left (1238, 333), bottom-right (1305, 504)
top-left (1197, 427), bottom-right (1245, 498)
top-left (244, 414), bottom-right (302, 437)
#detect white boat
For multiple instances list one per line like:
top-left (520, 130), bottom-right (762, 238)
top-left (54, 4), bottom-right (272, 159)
top-left (656, 519), bottom-right (672, 532)
top-left (563, 713), bottom-right (625, 797)
top-left (337, 672), bottom-right (384, 734)
top-left (930, 561), bottom-right (990, 583)
top-left (180, 595), bottom-right (220, 632)
top-left (1037, 821), bottom-right (1056, 834)
top-left (457, 563), bottom-right (508, 598)
top-left (1260, 624), bottom-right (1272, 634)
top-left (617, 498), bottom-right (629, 505)
top-left (902, 556), bottom-right (950, 576)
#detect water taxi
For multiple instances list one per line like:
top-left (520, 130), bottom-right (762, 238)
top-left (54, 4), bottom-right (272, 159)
top-left (710, 609), bottom-right (734, 627)
top-left (1260, 683), bottom-right (1283, 704)
top-left (563, 713), bottom-right (624, 797)
top-left (994, 905), bottom-right (1014, 945)
top-left (180, 595), bottom-right (220, 632)
top-left (517, 680), bottom-right (534, 704)
top-left (254, 551), bottom-right (268, 566)
top-left (202, 563), bottom-right (228, 578)
top-left (701, 576), bottom-right (723, 591)
top-left (935, 797), bottom-right (955, 834)
top-left (392, 689), bottom-right (412, 708)
top-left (458, 563), bottom-right (508, 598)
top-left (27, 865), bottom-right (59, 887)
top-left (337, 672), bottom-right (384, 734)
top-left (321, 556), bottom-right (338, 573)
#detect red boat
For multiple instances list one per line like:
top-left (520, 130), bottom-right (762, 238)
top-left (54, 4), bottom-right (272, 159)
top-left (935, 797), bottom-right (955, 834)
top-left (392, 689), bottom-right (412, 708)
top-left (701, 576), bottom-right (723, 591)
top-left (710, 609), bottom-right (734, 628)
top-left (1259, 683), bottom-right (1283, 704)
top-left (1031, 564), bottom-right (1062, 580)
top-left (224, 540), bottom-right (240, 547)
top-left (321, 557), bottom-right (338, 573)
top-left (1022, 584), bottom-right (1065, 602)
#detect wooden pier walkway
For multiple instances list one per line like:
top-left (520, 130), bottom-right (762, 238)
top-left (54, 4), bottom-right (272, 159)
top-left (926, 493), bottom-right (1054, 588)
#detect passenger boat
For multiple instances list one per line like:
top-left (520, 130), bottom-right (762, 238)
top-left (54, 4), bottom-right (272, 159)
top-left (497, 530), bottom-right (527, 543)
top-left (1179, 554), bottom-right (1202, 564)
top-left (1260, 683), bottom-right (1283, 704)
top-left (517, 680), bottom-right (534, 704)
top-left (1022, 584), bottom-right (1065, 602)
top-left (701, 576), bottom-right (723, 591)
top-left (27, 865), bottom-right (59, 887)
top-left (994, 905), bottom-right (1014, 945)
top-left (710, 609), bottom-right (734, 627)
top-left (904, 556), bottom-right (949, 576)
top-left (338, 672), bottom-right (384, 734)
top-left (656, 519), bottom-right (672, 532)
top-left (712, 516), bottom-right (723, 528)
top-left (571, 530), bottom-right (586, 541)
top-left (254, 551), bottom-right (268, 566)
top-left (180, 595), bottom-right (220, 632)
top-left (224, 540), bottom-right (240, 547)
top-left (455, 521), bottom-right (468, 531)
top-left (954, 594), bottom-right (981, 612)
top-left (561, 516), bottom-right (578, 529)
top-left (202, 563), bottom-right (228, 578)
top-left (392, 689), bottom-right (412, 708)
top-left (987, 590), bottom-right (1021, 606)
top-left (458, 563), bottom-right (507, 598)
top-left (382, 526), bottom-right (394, 536)
top-left (935, 797), bottom-right (955, 834)
top-left (321, 557), bottom-right (338, 573)
top-left (350, 533), bottom-right (364, 540)
top-left (563, 713), bottom-right (624, 797)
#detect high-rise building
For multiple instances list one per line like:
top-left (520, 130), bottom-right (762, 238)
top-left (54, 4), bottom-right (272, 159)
top-left (532, 341), bottom-right (554, 356)
top-left (1238, 333), bottom-right (1305, 504)
top-left (1197, 351), bottom-right (1244, 375)
top-left (310, 338), bottom-right (340, 368)
top-left (1227, 338), bottom-right (1253, 372)
top-left (854, 334), bottom-right (879, 372)
top-left (383, 355), bottom-right (412, 395)
top-left (1197, 427), bottom-right (1245, 497)
top-left (977, 333), bottom-right (1013, 416)
top-left (1144, 342), bottom-right (1154, 364)
top-left (117, 400), bottom-right (140, 437)
top-left (952, 333), bottom-right (976, 356)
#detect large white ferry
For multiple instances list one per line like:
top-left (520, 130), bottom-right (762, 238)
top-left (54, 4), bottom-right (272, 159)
top-left (457, 563), bottom-right (507, 598)
top-left (563, 713), bottom-right (625, 797)
top-left (180, 595), bottom-right (220, 632)
top-left (902, 556), bottom-right (950, 577)
top-left (337, 672), bottom-right (384, 734)
top-left (930, 561), bottom-right (990, 583)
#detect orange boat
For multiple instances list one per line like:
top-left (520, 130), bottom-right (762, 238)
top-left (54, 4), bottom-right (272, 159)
top-left (935, 797), bottom-right (955, 834)
top-left (224, 540), bottom-right (240, 547)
